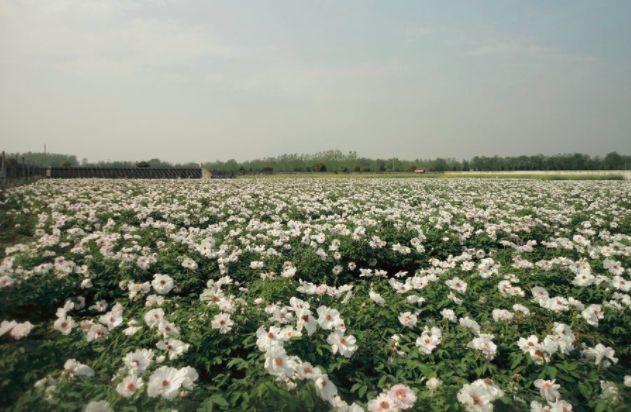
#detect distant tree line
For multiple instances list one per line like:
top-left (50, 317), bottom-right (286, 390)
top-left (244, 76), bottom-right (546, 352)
top-left (8, 150), bottom-right (631, 174)
top-left (8, 152), bottom-right (79, 168)
top-left (81, 158), bottom-right (199, 169)
top-left (204, 150), bottom-right (631, 174)
top-left (7, 153), bottom-right (199, 169)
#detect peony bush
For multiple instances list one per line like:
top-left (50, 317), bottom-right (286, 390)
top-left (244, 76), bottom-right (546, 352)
top-left (1, 178), bottom-right (630, 411)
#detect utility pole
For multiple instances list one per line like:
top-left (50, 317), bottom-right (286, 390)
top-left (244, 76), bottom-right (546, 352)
top-left (0, 151), bottom-right (6, 182)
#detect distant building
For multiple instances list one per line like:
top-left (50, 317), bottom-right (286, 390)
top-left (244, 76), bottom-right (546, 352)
top-left (414, 168), bottom-right (426, 174)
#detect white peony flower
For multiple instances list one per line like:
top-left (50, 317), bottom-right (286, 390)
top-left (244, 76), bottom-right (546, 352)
top-left (582, 343), bottom-right (617, 368)
top-left (367, 393), bottom-right (398, 412)
top-left (64, 359), bottom-right (94, 378)
top-left (416, 327), bottom-right (442, 354)
top-left (445, 277), bottom-right (467, 294)
top-left (317, 306), bottom-right (341, 330)
top-left (10, 321), bottom-right (34, 339)
top-left (534, 379), bottom-right (560, 402)
top-left (84, 400), bottom-right (113, 412)
top-left (116, 375), bottom-right (143, 398)
top-left (326, 331), bottom-right (357, 358)
top-left (457, 379), bottom-right (504, 412)
top-left (144, 308), bottom-right (165, 328)
top-left (264, 345), bottom-right (295, 379)
top-left (147, 366), bottom-right (197, 399)
top-left (426, 377), bottom-right (442, 392)
top-left (398, 311), bottom-right (418, 329)
top-left (123, 348), bottom-right (153, 373)
top-left (0, 320), bottom-right (17, 337)
top-left (211, 313), bottom-right (234, 334)
top-left (369, 289), bottom-right (385, 305)
top-left (54, 316), bottom-right (76, 335)
top-left (157, 338), bottom-right (190, 360)
top-left (468, 334), bottom-right (498, 360)
top-left (151, 274), bottom-right (174, 295)
top-left (388, 384), bottom-right (417, 410)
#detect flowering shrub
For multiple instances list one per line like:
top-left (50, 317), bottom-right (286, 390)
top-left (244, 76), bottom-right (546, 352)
top-left (1, 178), bottom-right (630, 411)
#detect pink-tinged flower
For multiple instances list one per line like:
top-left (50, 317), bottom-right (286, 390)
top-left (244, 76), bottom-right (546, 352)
top-left (317, 306), bottom-right (341, 330)
top-left (211, 313), bottom-right (234, 334)
top-left (492, 309), bottom-right (514, 322)
top-left (181, 257), bottom-right (198, 270)
top-left (581, 304), bottom-right (604, 327)
top-left (144, 308), bottom-right (164, 328)
top-left (256, 325), bottom-right (286, 351)
top-left (388, 384), bottom-right (417, 409)
top-left (151, 274), bottom-right (174, 295)
top-left (534, 379), bottom-right (560, 402)
top-left (279, 326), bottom-right (301, 340)
top-left (367, 393), bottom-right (398, 412)
top-left (147, 366), bottom-right (193, 399)
top-left (457, 379), bottom-right (504, 412)
top-left (86, 324), bottom-right (108, 342)
top-left (0, 275), bottom-right (14, 288)
top-left (296, 309), bottom-right (318, 336)
top-left (123, 349), bottom-right (153, 373)
top-left (264, 345), bottom-right (295, 379)
top-left (54, 316), bottom-right (76, 335)
top-left (295, 361), bottom-right (322, 380)
top-left (446, 277), bottom-right (467, 293)
top-left (398, 311), bottom-right (418, 329)
top-left (156, 338), bottom-right (190, 360)
top-left (326, 331), bottom-right (357, 358)
top-left (99, 309), bottom-right (123, 330)
top-left (314, 375), bottom-right (338, 402)
top-left (0, 320), bottom-right (17, 337)
top-left (116, 375), bottom-right (143, 398)
top-left (158, 320), bottom-right (180, 337)
top-left (10, 321), bottom-right (34, 339)
top-left (468, 334), bottom-right (497, 360)
top-left (416, 327), bottom-right (442, 354)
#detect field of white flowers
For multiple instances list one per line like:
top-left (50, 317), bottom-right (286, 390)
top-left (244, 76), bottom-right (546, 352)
top-left (1, 178), bottom-right (630, 412)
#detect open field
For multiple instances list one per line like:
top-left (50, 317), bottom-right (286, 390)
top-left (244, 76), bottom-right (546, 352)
top-left (445, 171), bottom-right (631, 180)
top-left (238, 171), bottom-right (628, 180)
top-left (1, 178), bottom-right (630, 411)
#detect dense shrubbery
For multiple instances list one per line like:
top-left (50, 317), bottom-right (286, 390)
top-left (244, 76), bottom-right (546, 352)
top-left (1, 178), bottom-right (630, 411)
top-left (204, 150), bottom-right (631, 174)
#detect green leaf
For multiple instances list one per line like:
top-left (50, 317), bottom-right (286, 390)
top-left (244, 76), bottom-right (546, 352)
top-left (358, 385), bottom-right (368, 398)
top-left (211, 394), bottom-right (229, 408)
top-left (510, 354), bottom-right (523, 369)
top-left (545, 366), bottom-right (557, 379)
top-left (578, 382), bottom-right (592, 399)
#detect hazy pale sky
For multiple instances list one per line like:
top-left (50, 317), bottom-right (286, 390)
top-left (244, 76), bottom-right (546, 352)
top-left (1, 0), bottom-right (630, 162)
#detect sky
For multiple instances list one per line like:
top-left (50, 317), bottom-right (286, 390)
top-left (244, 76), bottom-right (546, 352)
top-left (1, 0), bottom-right (631, 163)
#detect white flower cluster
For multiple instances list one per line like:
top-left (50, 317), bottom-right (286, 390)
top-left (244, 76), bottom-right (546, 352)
top-left (255, 298), bottom-right (364, 410)
top-left (457, 378), bottom-right (504, 412)
top-left (517, 323), bottom-right (576, 364)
